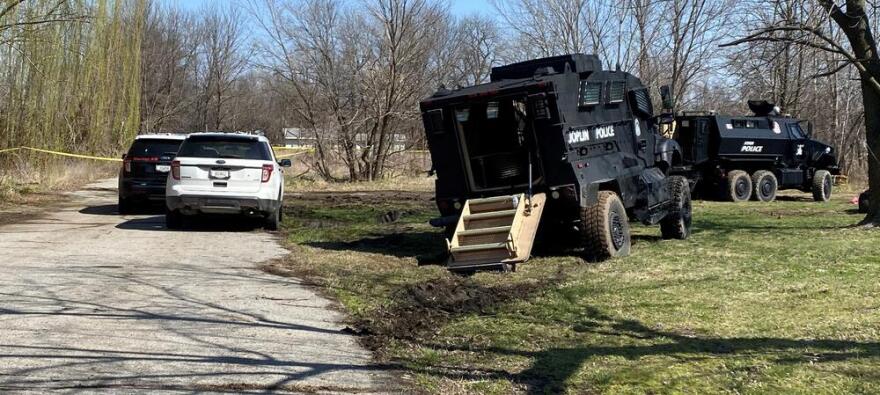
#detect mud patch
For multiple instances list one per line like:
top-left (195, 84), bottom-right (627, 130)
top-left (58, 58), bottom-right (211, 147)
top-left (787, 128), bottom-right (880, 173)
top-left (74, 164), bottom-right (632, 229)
top-left (355, 275), bottom-right (557, 350)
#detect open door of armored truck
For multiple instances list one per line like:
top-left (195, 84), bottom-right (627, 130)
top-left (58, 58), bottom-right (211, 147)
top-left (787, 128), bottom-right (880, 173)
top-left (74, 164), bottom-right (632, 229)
top-left (445, 94), bottom-right (547, 272)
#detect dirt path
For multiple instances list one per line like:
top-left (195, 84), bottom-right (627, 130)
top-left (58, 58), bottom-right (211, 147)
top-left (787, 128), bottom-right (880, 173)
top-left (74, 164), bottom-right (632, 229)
top-left (0, 179), bottom-right (391, 394)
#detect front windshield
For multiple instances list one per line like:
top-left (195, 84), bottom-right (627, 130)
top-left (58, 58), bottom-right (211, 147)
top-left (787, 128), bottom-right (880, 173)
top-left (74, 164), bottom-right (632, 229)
top-left (789, 124), bottom-right (806, 139)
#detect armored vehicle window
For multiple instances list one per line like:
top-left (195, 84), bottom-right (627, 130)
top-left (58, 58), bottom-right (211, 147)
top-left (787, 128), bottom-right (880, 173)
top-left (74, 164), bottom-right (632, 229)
top-left (609, 81), bottom-right (626, 103)
top-left (630, 88), bottom-right (653, 117)
top-left (425, 109), bottom-right (445, 134)
top-left (731, 119), bottom-right (768, 129)
top-left (788, 123), bottom-right (806, 139)
top-left (579, 81), bottom-right (602, 107)
top-left (487, 102), bottom-right (500, 119)
top-left (455, 109), bottom-right (470, 122)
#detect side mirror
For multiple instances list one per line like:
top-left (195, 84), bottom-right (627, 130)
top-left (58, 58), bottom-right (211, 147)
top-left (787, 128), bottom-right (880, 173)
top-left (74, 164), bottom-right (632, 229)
top-left (660, 85), bottom-right (673, 110)
top-left (279, 159), bottom-right (292, 168)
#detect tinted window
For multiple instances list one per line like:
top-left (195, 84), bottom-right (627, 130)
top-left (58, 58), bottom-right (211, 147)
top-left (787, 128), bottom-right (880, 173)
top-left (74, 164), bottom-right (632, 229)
top-left (127, 139), bottom-right (183, 157)
top-left (579, 81), bottom-right (602, 107)
top-left (178, 136), bottom-right (272, 160)
top-left (608, 81), bottom-right (626, 103)
top-left (788, 124), bottom-right (806, 139)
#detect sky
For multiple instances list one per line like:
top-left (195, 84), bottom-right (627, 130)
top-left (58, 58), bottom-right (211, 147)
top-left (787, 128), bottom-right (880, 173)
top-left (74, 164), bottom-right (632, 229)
top-left (162, 0), bottom-right (494, 17)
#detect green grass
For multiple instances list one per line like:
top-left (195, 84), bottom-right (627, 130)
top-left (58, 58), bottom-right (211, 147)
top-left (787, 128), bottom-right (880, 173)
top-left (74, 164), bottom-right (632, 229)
top-left (274, 187), bottom-right (880, 394)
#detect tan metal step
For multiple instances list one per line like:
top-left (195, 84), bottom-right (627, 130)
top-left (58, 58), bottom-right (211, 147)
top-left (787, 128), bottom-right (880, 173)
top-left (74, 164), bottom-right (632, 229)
top-left (468, 195), bottom-right (519, 213)
top-left (446, 193), bottom-right (546, 272)
top-left (456, 226), bottom-right (513, 247)
top-left (450, 242), bottom-right (512, 254)
top-left (458, 226), bottom-right (511, 237)
top-left (463, 209), bottom-right (517, 221)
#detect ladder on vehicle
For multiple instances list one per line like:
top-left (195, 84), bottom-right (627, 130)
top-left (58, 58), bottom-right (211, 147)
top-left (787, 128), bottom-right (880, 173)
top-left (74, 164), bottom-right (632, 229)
top-left (446, 193), bottom-right (546, 272)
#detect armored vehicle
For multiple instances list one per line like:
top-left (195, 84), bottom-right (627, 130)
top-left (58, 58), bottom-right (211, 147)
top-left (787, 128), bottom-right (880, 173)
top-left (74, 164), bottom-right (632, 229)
top-left (670, 101), bottom-right (839, 202)
top-left (420, 54), bottom-right (692, 273)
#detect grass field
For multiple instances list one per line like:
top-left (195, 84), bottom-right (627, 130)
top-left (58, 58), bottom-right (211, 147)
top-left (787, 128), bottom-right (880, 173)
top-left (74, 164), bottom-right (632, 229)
top-left (270, 180), bottom-right (879, 394)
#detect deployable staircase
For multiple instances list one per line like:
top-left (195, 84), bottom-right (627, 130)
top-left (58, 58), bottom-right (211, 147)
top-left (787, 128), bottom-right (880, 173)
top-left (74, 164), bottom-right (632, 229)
top-left (446, 193), bottom-right (546, 272)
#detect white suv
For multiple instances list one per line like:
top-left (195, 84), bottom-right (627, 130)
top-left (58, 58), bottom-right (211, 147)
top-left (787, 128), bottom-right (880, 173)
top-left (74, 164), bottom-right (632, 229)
top-left (165, 133), bottom-right (291, 230)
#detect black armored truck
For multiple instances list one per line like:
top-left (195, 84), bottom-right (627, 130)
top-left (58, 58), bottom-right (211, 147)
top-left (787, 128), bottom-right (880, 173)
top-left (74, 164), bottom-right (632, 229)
top-left (420, 54), bottom-right (692, 272)
top-left (670, 101), bottom-right (839, 202)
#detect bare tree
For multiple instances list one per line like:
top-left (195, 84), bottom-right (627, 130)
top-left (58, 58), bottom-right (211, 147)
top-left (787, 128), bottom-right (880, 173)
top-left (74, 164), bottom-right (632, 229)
top-left (140, 3), bottom-right (201, 132)
top-left (196, 3), bottom-right (249, 131)
top-left (446, 15), bottom-right (503, 87)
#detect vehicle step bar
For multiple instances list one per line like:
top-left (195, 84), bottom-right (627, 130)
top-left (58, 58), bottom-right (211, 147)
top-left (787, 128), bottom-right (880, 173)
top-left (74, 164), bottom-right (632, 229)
top-left (457, 226), bottom-right (512, 237)
top-left (450, 241), bottom-right (513, 254)
top-left (463, 209), bottom-right (517, 221)
top-left (468, 195), bottom-right (518, 206)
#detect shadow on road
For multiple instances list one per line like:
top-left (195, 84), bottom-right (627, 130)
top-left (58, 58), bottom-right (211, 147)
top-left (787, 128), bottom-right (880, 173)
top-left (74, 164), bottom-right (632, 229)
top-left (0, 264), bottom-right (394, 392)
top-left (79, 204), bottom-right (166, 216)
top-left (116, 215), bottom-right (267, 232)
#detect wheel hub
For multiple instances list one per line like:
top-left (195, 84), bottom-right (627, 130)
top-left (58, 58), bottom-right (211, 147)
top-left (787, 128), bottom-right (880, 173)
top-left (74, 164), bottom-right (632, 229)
top-left (824, 177), bottom-right (832, 199)
top-left (609, 211), bottom-right (625, 250)
top-left (761, 181), bottom-right (771, 196)
top-left (735, 179), bottom-right (748, 199)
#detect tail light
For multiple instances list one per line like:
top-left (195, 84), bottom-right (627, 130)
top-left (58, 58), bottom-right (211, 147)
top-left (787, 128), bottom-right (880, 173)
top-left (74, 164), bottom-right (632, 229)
top-left (123, 159), bottom-right (132, 174)
top-left (171, 160), bottom-right (181, 180)
top-left (261, 164), bottom-right (273, 183)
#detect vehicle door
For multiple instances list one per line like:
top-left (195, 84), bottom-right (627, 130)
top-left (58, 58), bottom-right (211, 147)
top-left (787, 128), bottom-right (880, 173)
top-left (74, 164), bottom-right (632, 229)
top-left (786, 122), bottom-right (810, 166)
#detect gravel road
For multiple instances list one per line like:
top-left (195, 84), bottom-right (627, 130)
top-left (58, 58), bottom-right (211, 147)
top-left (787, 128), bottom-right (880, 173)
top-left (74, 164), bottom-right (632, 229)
top-left (0, 179), bottom-right (391, 394)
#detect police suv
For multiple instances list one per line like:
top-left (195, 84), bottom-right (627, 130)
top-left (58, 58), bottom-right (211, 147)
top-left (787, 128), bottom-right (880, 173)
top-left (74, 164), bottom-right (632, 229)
top-left (165, 133), bottom-right (291, 230)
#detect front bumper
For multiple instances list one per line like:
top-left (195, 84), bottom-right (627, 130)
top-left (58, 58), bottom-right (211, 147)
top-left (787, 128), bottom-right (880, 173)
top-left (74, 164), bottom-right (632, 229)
top-left (166, 195), bottom-right (280, 216)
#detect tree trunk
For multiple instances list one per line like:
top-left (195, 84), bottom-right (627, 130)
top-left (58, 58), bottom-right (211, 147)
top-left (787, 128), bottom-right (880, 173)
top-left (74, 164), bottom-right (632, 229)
top-left (865, 82), bottom-right (880, 224)
top-left (821, 0), bottom-right (880, 225)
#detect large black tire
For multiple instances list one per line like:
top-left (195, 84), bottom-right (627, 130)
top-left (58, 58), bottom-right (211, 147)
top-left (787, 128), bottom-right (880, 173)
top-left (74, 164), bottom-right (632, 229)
top-left (661, 176), bottom-right (693, 240)
top-left (165, 209), bottom-right (183, 230)
top-left (859, 190), bottom-right (870, 213)
top-left (726, 170), bottom-right (752, 202)
top-left (580, 191), bottom-right (630, 261)
top-left (812, 170), bottom-right (833, 202)
top-left (751, 170), bottom-right (778, 202)
top-left (265, 204), bottom-right (281, 231)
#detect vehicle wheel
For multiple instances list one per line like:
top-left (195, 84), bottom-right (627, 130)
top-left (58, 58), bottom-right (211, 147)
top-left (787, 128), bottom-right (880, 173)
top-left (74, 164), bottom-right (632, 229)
top-left (859, 191), bottom-right (870, 213)
top-left (579, 191), bottom-right (630, 261)
top-left (118, 197), bottom-right (133, 215)
top-left (751, 170), bottom-right (778, 202)
top-left (660, 176), bottom-right (693, 240)
top-left (811, 170), bottom-right (833, 202)
top-left (265, 205), bottom-right (281, 231)
top-left (165, 209), bottom-right (183, 230)
top-left (726, 170), bottom-right (752, 202)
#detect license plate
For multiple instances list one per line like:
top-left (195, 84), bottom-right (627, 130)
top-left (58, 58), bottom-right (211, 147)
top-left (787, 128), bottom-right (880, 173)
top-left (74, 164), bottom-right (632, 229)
top-left (210, 169), bottom-right (230, 179)
top-left (156, 165), bottom-right (171, 173)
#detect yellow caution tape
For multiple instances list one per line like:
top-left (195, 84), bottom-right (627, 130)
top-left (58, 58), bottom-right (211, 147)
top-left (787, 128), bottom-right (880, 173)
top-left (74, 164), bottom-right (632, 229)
top-left (275, 150), bottom-right (311, 158)
top-left (0, 147), bottom-right (122, 162)
top-left (272, 146), bottom-right (314, 151)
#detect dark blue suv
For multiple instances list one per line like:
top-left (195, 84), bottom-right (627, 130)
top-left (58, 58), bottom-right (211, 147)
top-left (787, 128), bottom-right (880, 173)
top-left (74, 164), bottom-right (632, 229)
top-left (118, 134), bottom-right (186, 213)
